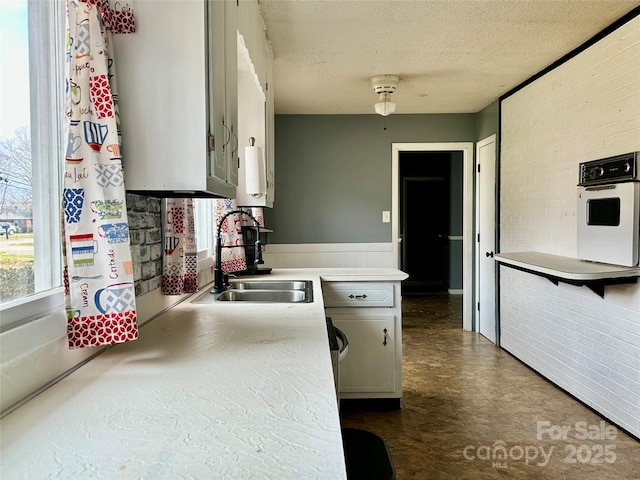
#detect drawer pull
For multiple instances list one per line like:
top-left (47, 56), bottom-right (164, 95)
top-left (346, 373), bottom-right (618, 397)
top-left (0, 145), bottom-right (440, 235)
top-left (348, 294), bottom-right (368, 299)
top-left (383, 328), bottom-right (388, 346)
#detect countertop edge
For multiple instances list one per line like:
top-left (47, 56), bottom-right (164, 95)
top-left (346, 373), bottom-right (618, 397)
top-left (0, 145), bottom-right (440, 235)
top-left (495, 252), bottom-right (640, 280)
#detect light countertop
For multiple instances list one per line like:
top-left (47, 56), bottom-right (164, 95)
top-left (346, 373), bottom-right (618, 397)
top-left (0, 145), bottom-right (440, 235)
top-left (0, 268), bottom-right (407, 480)
top-left (494, 252), bottom-right (640, 280)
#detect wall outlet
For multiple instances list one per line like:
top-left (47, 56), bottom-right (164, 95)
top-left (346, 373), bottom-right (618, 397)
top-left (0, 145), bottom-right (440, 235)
top-left (382, 211), bottom-right (391, 223)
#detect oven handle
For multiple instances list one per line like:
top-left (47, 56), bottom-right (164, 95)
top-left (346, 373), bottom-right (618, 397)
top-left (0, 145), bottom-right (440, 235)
top-left (335, 327), bottom-right (349, 362)
top-left (584, 185), bottom-right (616, 191)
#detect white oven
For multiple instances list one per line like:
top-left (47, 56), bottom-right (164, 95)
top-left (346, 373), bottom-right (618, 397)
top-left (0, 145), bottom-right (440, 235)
top-left (577, 152), bottom-right (640, 267)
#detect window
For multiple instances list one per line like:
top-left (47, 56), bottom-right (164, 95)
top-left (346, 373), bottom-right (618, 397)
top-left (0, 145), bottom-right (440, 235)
top-left (193, 199), bottom-right (217, 278)
top-left (0, 1), bottom-right (65, 328)
top-left (194, 199), bottom-right (215, 255)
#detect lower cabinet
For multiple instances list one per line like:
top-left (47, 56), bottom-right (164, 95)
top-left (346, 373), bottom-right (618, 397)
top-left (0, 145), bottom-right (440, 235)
top-left (328, 312), bottom-right (396, 395)
top-left (322, 281), bottom-right (403, 400)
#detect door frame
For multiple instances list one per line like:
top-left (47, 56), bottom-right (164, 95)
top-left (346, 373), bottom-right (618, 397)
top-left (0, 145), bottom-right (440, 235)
top-left (392, 143), bottom-right (474, 331)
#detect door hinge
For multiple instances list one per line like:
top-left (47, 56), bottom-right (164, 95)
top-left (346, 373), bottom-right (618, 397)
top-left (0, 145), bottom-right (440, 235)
top-left (208, 134), bottom-right (215, 152)
top-left (477, 164), bottom-right (481, 173)
top-left (477, 302), bottom-right (480, 311)
top-left (477, 233), bottom-right (480, 242)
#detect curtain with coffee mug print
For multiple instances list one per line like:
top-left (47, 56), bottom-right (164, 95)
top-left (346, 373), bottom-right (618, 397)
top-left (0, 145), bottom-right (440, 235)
top-left (161, 198), bottom-right (199, 295)
top-left (215, 198), bottom-right (248, 273)
top-left (62, 0), bottom-right (138, 349)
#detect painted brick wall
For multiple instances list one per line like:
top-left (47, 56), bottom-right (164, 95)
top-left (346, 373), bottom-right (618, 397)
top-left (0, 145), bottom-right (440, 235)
top-left (126, 194), bottom-right (163, 296)
top-left (500, 16), bottom-right (640, 438)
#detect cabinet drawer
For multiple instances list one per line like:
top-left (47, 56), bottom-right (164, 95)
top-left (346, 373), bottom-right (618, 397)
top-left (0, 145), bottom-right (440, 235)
top-left (322, 282), bottom-right (394, 307)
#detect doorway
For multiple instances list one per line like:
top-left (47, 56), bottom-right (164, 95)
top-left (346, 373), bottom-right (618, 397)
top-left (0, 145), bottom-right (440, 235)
top-left (400, 151), bottom-right (454, 294)
top-left (392, 143), bottom-right (474, 331)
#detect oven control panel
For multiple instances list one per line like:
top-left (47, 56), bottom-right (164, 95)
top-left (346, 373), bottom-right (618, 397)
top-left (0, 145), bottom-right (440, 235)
top-left (579, 152), bottom-right (638, 186)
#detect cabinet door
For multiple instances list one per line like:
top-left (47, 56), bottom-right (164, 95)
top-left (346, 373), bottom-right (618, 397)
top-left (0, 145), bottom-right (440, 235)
top-left (224, 0), bottom-right (239, 187)
top-left (330, 314), bottom-right (396, 394)
top-left (265, 65), bottom-right (275, 204)
top-left (208, 0), bottom-right (227, 184)
top-left (113, 1), bottom-right (208, 192)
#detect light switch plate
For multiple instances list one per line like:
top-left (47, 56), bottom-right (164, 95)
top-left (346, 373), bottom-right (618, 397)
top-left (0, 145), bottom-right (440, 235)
top-left (382, 211), bottom-right (391, 223)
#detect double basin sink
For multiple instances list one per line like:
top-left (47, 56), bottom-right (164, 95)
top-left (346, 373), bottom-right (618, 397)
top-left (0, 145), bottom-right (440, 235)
top-left (193, 280), bottom-right (314, 304)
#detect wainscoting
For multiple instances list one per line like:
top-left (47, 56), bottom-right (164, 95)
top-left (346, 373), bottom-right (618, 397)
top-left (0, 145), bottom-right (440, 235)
top-left (263, 243), bottom-right (396, 268)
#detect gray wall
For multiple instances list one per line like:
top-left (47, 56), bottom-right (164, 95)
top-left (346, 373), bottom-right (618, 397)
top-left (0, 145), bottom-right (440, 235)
top-left (476, 100), bottom-right (499, 141)
top-left (449, 153), bottom-right (464, 288)
top-left (266, 114), bottom-right (477, 244)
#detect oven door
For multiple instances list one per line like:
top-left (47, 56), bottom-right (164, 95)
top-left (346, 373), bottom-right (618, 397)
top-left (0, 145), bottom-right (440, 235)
top-left (577, 182), bottom-right (640, 266)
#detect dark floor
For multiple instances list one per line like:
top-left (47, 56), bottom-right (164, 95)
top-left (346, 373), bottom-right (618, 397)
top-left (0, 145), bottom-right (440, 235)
top-left (339, 293), bottom-right (640, 479)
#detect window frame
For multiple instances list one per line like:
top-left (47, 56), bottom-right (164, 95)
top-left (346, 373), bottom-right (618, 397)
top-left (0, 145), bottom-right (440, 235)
top-left (0, 0), bottom-right (66, 330)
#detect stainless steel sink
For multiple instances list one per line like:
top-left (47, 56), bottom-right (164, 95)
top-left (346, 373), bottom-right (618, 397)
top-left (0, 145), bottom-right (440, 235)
top-left (229, 280), bottom-right (312, 291)
top-left (216, 289), bottom-right (310, 303)
top-left (191, 280), bottom-right (314, 304)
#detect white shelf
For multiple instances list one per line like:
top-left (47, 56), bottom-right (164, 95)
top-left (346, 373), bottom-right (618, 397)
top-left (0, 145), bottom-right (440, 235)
top-left (494, 252), bottom-right (640, 297)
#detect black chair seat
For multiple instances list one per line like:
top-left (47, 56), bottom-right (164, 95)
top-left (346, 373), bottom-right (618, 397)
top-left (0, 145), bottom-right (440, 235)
top-left (341, 428), bottom-right (395, 480)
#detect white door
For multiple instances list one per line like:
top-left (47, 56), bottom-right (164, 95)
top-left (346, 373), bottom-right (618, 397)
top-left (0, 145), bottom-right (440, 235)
top-left (475, 135), bottom-right (497, 343)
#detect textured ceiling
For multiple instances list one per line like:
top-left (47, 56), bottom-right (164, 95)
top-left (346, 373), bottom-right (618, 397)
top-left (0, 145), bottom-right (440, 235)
top-left (258, 0), bottom-right (639, 114)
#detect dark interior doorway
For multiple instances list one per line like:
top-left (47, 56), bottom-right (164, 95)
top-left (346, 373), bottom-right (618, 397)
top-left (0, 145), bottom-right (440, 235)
top-left (400, 151), bottom-right (460, 295)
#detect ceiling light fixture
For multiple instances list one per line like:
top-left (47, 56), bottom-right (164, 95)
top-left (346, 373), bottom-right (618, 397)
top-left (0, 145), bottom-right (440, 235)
top-left (371, 75), bottom-right (399, 116)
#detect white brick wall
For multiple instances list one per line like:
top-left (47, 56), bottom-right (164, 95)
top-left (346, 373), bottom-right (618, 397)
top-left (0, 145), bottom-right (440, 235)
top-left (500, 16), bottom-right (640, 438)
top-left (500, 269), bottom-right (640, 437)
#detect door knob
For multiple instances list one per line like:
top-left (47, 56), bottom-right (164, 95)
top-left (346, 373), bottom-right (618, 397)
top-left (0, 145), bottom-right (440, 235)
top-left (486, 251), bottom-right (494, 258)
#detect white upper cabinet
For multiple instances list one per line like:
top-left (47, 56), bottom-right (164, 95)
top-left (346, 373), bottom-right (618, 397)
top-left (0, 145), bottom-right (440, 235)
top-left (207, 0), bottom-right (239, 192)
top-left (235, 0), bottom-right (275, 207)
top-left (222, 0), bottom-right (239, 188)
top-left (112, 0), bottom-right (238, 198)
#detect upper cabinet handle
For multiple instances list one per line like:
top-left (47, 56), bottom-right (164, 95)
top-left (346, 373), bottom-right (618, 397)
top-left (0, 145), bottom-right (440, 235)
top-left (231, 130), bottom-right (238, 155)
top-left (222, 121), bottom-right (231, 148)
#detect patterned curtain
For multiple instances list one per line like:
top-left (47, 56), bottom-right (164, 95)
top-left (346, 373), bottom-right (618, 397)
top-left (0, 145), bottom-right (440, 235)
top-left (161, 199), bottom-right (199, 295)
top-left (62, 0), bottom-right (138, 349)
top-left (216, 199), bottom-right (247, 273)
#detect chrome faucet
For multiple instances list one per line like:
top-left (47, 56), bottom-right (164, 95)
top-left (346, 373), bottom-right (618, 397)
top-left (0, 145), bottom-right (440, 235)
top-left (212, 209), bottom-right (264, 293)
